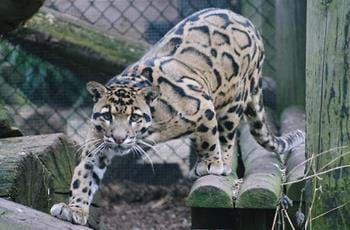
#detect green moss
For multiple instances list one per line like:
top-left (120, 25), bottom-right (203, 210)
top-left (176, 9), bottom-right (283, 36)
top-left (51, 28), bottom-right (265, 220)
top-left (236, 188), bottom-right (277, 209)
top-left (186, 186), bottom-right (233, 208)
top-left (26, 11), bottom-right (146, 64)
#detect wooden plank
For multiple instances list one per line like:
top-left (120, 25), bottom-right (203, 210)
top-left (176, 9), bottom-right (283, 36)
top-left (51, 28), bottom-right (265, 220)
top-left (280, 106), bottom-right (305, 201)
top-left (0, 134), bottom-right (79, 213)
top-left (306, 0), bottom-right (350, 228)
top-left (276, 0), bottom-right (306, 113)
top-left (0, 198), bottom-right (91, 230)
top-left (235, 123), bottom-right (282, 208)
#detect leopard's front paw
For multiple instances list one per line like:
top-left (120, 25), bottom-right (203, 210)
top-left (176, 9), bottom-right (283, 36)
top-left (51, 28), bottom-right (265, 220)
top-left (195, 159), bottom-right (224, 176)
top-left (50, 203), bottom-right (88, 225)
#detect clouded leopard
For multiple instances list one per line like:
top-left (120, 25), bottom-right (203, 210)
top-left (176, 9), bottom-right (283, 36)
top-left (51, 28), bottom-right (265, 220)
top-left (50, 8), bottom-right (305, 225)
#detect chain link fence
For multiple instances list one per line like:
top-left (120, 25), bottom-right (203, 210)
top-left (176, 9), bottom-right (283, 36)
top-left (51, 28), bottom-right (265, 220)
top-left (0, 0), bottom-right (276, 179)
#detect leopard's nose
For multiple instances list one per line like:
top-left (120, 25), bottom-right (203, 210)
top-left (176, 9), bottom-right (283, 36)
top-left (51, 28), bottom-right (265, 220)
top-left (113, 135), bottom-right (127, 144)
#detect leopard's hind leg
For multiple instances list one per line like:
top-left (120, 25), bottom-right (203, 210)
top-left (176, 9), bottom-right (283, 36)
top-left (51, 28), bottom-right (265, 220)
top-left (216, 102), bottom-right (243, 175)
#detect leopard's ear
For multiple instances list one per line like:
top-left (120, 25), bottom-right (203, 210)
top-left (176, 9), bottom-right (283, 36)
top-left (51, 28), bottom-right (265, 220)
top-left (139, 86), bottom-right (160, 105)
top-left (86, 81), bottom-right (107, 102)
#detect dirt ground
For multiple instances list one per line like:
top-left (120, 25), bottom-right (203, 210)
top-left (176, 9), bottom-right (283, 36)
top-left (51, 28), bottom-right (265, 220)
top-left (96, 180), bottom-right (192, 230)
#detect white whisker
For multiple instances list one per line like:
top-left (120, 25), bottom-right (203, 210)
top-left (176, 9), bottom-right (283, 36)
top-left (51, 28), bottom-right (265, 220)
top-left (135, 144), bottom-right (155, 175)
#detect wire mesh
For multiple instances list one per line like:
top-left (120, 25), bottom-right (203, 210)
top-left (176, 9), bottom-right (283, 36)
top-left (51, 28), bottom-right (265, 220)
top-left (0, 0), bottom-right (275, 178)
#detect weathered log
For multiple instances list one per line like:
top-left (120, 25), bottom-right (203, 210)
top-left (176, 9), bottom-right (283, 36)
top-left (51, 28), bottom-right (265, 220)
top-left (186, 141), bottom-right (239, 208)
top-left (0, 0), bottom-right (44, 33)
top-left (235, 123), bottom-right (282, 208)
top-left (4, 7), bottom-right (147, 83)
top-left (280, 106), bottom-right (305, 201)
top-left (0, 198), bottom-right (91, 230)
top-left (0, 134), bottom-right (78, 212)
top-left (186, 175), bottom-right (237, 208)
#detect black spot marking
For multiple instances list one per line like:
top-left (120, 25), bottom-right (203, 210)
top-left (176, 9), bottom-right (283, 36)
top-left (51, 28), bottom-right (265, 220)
top-left (211, 48), bottom-right (217, 57)
top-left (92, 172), bottom-right (100, 185)
top-left (219, 136), bottom-right (227, 144)
top-left (212, 126), bottom-right (217, 135)
top-left (201, 142), bottom-right (209, 149)
top-left (205, 109), bottom-right (215, 120)
top-left (227, 131), bottom-right (236, 140)
top-left (78, 170), bottom-right (81, 176)
top-left (218, 125), bottom-right (224, 132)
top-left (228, 105), bottom-right (238, 113)
top-left (224, 121), bottom-right (234, 130)
top-left (143, 113), bottom-right (151, 122)
top-left (253, 121), bottom-right (263, 129)
top-left (73, 179), bottom-right (80, 189)
top-left (140, 127), bottom-right (148, 134)
top-left (76, 198), bottom-right (82, 202)
top-left (166, 37), bottom-right (183, 56)
top-left (197, 124), bottom-right (209, 132)
top-left (85, 163), bottom-right (93, 170)
top-left (141, 67), bottom-right (153, 83)
top-left (82, 187), bottom-right (88, 193)
top-left (245, 106), bottom-right (257, 117)
top-left (209, 144), bottom-right (216, 151)
top-left (88, 190), bottom-right (92, 196)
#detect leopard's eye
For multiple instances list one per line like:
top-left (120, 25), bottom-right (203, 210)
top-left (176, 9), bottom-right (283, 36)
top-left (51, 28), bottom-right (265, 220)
top-left (102, 112), bottom-right (112, 120)
top-left (130, 113), bottom-right (142, 122)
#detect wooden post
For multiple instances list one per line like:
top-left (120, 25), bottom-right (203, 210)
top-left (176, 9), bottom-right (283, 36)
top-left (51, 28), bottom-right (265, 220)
top-left (306, 0), bottom-right (350, 228)
top-left (276, 0), bottom-right (306, 113)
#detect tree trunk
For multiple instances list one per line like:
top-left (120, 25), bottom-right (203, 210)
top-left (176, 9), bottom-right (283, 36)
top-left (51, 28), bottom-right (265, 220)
top-left (306, 0), bottom-right (350, 228)
top-left (276, 0), bottom-right (306, 113)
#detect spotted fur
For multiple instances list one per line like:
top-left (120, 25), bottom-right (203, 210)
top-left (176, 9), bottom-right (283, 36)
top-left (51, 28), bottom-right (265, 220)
top-left (51, 8), bottom-right (304, 225)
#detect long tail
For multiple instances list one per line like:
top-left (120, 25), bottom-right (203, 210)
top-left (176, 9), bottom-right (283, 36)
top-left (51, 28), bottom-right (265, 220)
top-left (244, 85), bottom-right (305, 154)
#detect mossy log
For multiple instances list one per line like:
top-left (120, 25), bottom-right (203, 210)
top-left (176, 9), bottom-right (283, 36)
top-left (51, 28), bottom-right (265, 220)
top-left (0, 0), bottom-right (44, 33)
top-left (0, 198), bottom-right (91, 230)
top-left (235, 123), bottom-right (282, 208)
top-left (281, 106), bottom-right (305, 201)
top-left (0, 134), bottom-right (79, 213)
top-left (4, 7), bottom-right (147, 83)
top-left (186, 175), bottom-right (237, 208)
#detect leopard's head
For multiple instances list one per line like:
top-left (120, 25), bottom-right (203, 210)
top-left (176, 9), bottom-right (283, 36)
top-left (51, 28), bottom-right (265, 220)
top-left (86, 79), bottom-right (159, 155)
